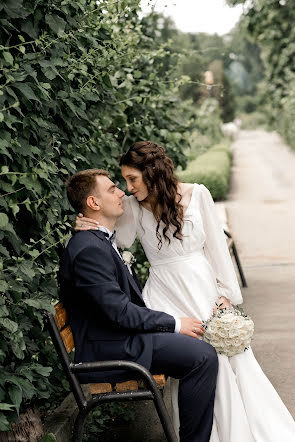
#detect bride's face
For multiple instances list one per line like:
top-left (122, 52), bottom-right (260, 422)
top-left (121, 165), bottom-right (149, 202)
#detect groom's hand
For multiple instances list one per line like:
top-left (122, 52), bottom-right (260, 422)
top-left (180, 318), bottom-right (204, 339)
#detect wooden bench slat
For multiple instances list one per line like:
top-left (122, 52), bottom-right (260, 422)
top-left (116, 380), bottom-right (138, 392)
top-left (140, 374), bottom-right (166, 389)
top-left (152, 374), bottom-right (166, 388)
top-left (89, 383), bottom-right (112, 394)
top-left (60, 325), bottom-right (75, 353)
top-left (89, 374), bottom-right (167, 395)
top-left (54, 301), bottom-right (68, 331)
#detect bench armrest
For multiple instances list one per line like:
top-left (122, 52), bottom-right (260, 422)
top-left (70, 360), bottom-right (159, 389)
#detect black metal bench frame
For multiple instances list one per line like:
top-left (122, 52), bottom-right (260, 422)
top-left (224, 229), bottom-right (247, 287)
top-left (45, 310), bottom-right (178, 442)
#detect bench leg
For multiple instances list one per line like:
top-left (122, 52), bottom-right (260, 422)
top-left (152, 389), bottom-right (178, 442)
top-left (232, 242), bottom-right (248, 288)
top-left (72, 409), bottom-right (88, 442)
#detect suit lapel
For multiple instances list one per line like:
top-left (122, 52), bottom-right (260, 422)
top-left (110, 247), bottom-right (144, 302)
top-left (89, 230), bottom-right (144, 303)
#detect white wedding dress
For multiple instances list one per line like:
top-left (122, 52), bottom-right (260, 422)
top-left (116, 183), bottom-right (295, 441)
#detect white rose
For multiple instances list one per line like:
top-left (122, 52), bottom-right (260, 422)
top-left (122, 251), bottom-right (135, 265)
top-left (217, 329), bottom-right (228, 338)
top-left (228, 328), bottom-right (239, 338)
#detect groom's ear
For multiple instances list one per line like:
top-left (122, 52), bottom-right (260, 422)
top-left (86, 195), bottom-right (101, 211)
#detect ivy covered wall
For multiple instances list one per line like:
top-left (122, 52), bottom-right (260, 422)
top-left (0, 0), bottom-right (192, 429)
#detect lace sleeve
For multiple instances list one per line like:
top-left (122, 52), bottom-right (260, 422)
top-left (115, 195), bottom-right (139, 249)
top-left (199, 184), bottom-right (243, 305)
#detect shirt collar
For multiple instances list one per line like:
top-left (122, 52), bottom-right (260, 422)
top-left (97, 225), bottom-right (114, 239)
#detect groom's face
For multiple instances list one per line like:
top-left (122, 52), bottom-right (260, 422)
top-left (94, 175), bottom-right (125, 219)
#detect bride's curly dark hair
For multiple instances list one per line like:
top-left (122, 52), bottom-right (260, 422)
top-left (119, 141), bottom-right (184, 248)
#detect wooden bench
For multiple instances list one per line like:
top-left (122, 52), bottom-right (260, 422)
top-left (45, 302), bottom-right (177, 442)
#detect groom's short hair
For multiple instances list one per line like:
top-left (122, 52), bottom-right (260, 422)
top-left (66, 169), bottom-right (110, 212)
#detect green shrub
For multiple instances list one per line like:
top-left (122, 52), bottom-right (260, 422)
top-left (236, 95), bottom-right (260, 114)
top-left (82, 402), bottom-right (135, 441)
top-left (187, 99), bottom-right (223, 159)
top-left (210, 143), bottom-right (232, 160)
top-left (178, 143), bottom-right (232, 200)
top-left (239, 112), bottom-right (268, 130)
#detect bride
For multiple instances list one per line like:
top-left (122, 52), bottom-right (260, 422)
top-left (75, 141), bottom-right (295, 441)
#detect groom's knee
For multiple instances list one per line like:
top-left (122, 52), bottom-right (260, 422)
top-left (193, 341), bottom-right (218, 373)
top-left (206, 344), bottom-right (218, 373)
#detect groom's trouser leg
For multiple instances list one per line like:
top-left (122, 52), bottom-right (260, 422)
top-left (150, 333), bottom-right (218, 442)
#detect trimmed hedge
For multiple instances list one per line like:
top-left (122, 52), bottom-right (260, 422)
top-left (178, 142), bottom-right (232, 200)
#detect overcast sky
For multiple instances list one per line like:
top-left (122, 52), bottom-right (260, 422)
top-left (140, 0), bottom-right (244, 35)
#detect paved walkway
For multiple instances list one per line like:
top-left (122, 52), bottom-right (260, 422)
top-left (227, 129), bottom-right (295, 416)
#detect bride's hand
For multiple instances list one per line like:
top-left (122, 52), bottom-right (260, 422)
top-left (214, 296), bottom-right (231, 314)
top-left (74, 213), bottom-right (100, 231)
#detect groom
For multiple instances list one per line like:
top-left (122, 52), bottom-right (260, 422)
top-left (59, 168), bottom-right (218, 442)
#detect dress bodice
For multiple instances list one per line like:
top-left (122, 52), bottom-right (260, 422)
top-left (134, 184), bottom-right (206, 267)
top-left (115, 183), bottom-right (243, 305)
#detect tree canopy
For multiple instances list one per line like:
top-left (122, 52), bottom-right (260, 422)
top-left (226, 0), bottom-right (295, 145)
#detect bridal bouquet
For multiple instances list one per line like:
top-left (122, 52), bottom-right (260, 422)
top-left (201, 306), bottom-right (254, 357)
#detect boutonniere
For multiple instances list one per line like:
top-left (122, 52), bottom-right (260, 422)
top-left (122, 251), bottom-right (136, 274)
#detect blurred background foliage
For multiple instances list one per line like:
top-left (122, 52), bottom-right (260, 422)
top-left (226, 0), bottom-right (295, 147)
top-left (1, 0), bottom-right (293, 433)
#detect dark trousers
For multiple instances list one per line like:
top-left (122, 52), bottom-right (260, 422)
top-left (150, 333), bottom-right (218, 442)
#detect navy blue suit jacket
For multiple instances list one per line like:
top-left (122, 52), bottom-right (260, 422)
top-left (59, 230), bottom-right (175, 383)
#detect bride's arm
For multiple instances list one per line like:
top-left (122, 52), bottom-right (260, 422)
top-left (115, 195), bottom-right (138, 248)
top-left (199, 184), bottom-right (243, 306)
top-left (73, 195), bottom-right (139, 249)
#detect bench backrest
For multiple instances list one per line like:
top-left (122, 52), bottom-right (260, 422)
top-left (54, 302), bottom-right (75, 353)
top-left (46, 301), bottom-right (87, 408)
